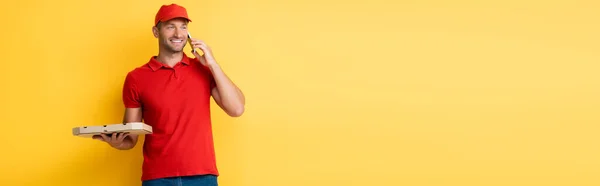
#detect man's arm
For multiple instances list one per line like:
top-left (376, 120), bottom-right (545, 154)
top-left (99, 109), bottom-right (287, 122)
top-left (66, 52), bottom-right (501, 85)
top-left (190, 38), bottom-right (245, 117)
top-left (119, 107), bottom-right (142, 149)
top-left (93, 107), bottom-right (142, 150)
top-left (208, 63), bottom-right (245, 117)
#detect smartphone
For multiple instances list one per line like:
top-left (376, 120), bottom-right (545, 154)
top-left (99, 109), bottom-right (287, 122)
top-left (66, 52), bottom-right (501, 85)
top-left (187, 32), bottom-right (195, 53)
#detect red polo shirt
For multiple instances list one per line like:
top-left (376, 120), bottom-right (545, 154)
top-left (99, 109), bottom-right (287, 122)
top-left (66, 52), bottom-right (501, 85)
top-left (122, 53), bottom-right (218, 181)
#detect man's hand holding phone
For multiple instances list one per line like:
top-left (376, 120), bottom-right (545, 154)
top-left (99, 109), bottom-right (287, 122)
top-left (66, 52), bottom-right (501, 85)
top-left (187, 33), bottom-right (217, 67)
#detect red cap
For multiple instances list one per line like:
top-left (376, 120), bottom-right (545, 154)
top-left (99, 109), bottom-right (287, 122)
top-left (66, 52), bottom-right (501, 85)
top-left (154, 4), bottom-right (192, 26)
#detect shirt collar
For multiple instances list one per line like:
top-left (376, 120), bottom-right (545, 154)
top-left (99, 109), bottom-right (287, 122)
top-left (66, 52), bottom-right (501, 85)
top-left (148, 53), bottom-right (191, 71)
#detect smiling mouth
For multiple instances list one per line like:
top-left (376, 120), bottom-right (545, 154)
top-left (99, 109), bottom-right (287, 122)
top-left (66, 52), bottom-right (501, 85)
top-left (170, 39), bottom-right (184, 44)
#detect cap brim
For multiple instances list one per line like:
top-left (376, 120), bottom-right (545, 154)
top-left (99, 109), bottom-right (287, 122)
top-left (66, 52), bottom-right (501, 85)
top-left (159, 16), bottom-right (192, 24)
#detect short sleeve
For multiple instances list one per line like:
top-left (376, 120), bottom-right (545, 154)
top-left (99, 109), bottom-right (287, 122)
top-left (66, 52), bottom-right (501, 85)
top-left (123, 72), bottom-right (141, 108)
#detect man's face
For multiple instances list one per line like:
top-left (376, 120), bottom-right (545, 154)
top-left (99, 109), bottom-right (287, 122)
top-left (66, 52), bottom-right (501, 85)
top-left (154, 18), bottom-right (189, 53)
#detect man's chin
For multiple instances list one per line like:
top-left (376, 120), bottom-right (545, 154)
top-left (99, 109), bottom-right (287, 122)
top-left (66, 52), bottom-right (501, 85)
top-left (166, 47), bottom-right (184, 53)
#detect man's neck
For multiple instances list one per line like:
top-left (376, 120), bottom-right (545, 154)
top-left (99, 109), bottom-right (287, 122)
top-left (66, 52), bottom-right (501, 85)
top-left (156, 51), bottom-right (183, 67)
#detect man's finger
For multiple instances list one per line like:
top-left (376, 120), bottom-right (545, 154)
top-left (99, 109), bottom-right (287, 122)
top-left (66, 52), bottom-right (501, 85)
top-left (118, 132), bottom-right (125, 140)
top-left (116, 133), bottom-right (123, 141)
top-left (100, 133), bottom-right (109, 142)
top-left (115, 133), bottom-right (122, 141)
top-left (92, 135), bottom-right (104, 141)
top-left (118, 133), bottom-right (129, 141)
top-left (111, 133), bottom-right (118, 142)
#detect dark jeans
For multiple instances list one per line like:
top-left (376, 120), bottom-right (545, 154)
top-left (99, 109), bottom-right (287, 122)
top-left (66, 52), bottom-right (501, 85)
top-left (142, 175), bottom-right (218, 186)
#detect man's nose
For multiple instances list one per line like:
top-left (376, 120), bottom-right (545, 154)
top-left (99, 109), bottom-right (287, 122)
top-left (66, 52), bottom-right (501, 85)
top-left (174, 29), bottom-right (185, 37)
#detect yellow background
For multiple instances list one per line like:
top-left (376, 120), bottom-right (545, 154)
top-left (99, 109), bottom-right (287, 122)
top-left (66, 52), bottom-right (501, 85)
top-left (1, 0), bottom-right (599, 185)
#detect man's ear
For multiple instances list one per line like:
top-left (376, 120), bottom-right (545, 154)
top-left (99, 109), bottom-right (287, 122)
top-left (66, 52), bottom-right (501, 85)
top-left (152, 26), bottom-right (159, 38)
